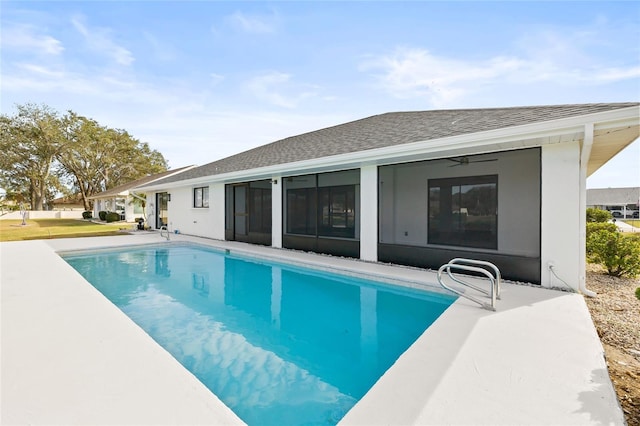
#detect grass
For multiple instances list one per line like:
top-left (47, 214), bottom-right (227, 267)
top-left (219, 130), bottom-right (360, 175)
top-left (623, 219), bottom-right (640, 228)
top-left (2, 217), bottom-right (636, 243)
top-left (0, 219), bottom-right (132, 242)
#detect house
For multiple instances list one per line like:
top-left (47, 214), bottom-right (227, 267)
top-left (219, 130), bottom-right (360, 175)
top-left (48, 194), bottom-right (85, 211)
top-left (136, 103), bottom-right (640, 290)
top-left (89, 166), bottom-right (195, 222)
top-left (587, 187), bottom-right (640, 218)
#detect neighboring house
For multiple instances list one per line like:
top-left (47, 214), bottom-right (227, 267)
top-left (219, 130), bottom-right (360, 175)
top-left (48, 194), bottom-right (85, 211)
top-left (89, 166), bottom-right (195, 222)
top-left (587, 187), bottom-right (640, 218)
top-left (136, 103), bottom-right (640, 290)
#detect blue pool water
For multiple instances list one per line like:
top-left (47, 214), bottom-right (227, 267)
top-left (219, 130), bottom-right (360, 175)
top-left (64, 244), bottom-right (455, 425)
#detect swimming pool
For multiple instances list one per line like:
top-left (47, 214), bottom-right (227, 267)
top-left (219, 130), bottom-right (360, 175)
top-left (64, 243), bottom-right (455, 425)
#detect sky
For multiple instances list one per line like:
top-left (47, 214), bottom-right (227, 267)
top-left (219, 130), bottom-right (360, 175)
top-left (1, 1), bottom-right (639, 189)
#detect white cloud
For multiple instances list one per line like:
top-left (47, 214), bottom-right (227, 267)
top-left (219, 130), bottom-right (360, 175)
top-left (226, 11), bottom-right (278, 34)
top-left (1, 24), bottom-right (64, 55)
top-left (587, 66), bottom-right (640, 83)
top-left (361, 38), bottom-right (640, 108)
top-left (210, 73), bottom-right (225, 85)
top-left (15, 63), bottom-right (66, 79)
top-left (246, 71), bottom-right (293, 107)
top-left (360, 48), bottom-right (527, 107)
top-left (71, 15), bottom-right (134, 66)
top-left (245, 71), bottom-right (319, 108)
top-left (2, 60), bottom-right (175, 106)
top-left (142, 31), bottom-right (176, 62)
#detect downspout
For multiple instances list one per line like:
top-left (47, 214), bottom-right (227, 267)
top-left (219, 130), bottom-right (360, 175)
top-left (579, 123), bottom-right (597, 297)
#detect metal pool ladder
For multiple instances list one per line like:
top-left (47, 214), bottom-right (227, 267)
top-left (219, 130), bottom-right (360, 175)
top-left (159, 225), bottom-right (170, 241)
top-left (437, 258), bottom-right (501, 311)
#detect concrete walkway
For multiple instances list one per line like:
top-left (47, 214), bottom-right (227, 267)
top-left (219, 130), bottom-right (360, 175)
top-left (613, 219), bottom-right (639, 232)
top-left (1, 234), bottom-right (625, 425)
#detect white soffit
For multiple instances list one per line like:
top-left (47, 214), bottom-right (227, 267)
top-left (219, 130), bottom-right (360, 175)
top-left (588, 124), bottom-right (640, 176)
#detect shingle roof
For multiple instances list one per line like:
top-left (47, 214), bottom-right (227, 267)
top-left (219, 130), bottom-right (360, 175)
top-left (50, 194), bottom-right (84, 205)
top-left (587, 187), bottom-right (640, 206)
top-left (88, 166), bottom-right (194, 199)
top-left (144, 103), bottom-right (639, 187)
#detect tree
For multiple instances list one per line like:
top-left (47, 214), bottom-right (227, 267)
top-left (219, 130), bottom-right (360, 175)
top-left (0, 104), bottom-right (65, 210)
top-left (0, 104), bottom-right (168, 211)
top-left (57, 112), bottom-right (167, 210)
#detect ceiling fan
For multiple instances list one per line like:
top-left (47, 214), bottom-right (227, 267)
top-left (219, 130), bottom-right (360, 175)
top-left (447, 156), bottom-right (498, 167)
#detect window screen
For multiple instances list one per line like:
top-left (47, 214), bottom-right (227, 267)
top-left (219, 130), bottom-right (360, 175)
top-left (428, 175), bottom-right (497, 249)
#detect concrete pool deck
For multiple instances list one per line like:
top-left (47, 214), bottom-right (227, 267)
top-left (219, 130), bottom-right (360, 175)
top-left (1, 233), bottom-right (624, 425)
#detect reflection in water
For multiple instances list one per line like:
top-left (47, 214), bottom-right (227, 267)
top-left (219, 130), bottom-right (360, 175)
top-left (192, 273), bottom-right (209, 297)
top-left (126, 288), bottom-right (354, 424)
top-left (65, 246), bottom-right (454, 425)
top-left (155, 249), bottom-right (170, 277)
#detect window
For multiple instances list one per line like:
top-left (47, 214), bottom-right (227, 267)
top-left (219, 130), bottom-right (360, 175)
top-left (428, 175), bottom-right (497, 249)
top-left (318, 185), bottom-right (356, 238)
top-left (194, 186), bottom-right (209, 208)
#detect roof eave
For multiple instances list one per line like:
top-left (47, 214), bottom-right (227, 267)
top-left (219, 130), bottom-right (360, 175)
top-left (88, 166), bottom-right (197, 199)
top-left (137, 105), bottom-right (640, 191)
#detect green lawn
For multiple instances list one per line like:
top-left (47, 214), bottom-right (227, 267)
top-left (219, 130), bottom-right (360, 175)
top-left (0, 219), bottom-right (131, 242)
top-left (623, 219), bottom-right (640, 228)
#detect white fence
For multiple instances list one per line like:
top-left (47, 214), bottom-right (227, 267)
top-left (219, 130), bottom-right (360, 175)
top-left (0, 210), bottom-right (85, 220)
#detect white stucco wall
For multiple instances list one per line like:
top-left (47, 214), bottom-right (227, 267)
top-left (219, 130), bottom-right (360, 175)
top-left (163, 187), bottom-right (189, 233)
top-left (540, 141), bottom-right (581, 290)
top-left (145, 193), bottom-right (156, 227)
top-left (160, 185), bottom-right (225, 240)
top-left (360, 165), bottom-right (378, 261)
top-left (271, 176), bottom-right (283, 248)
top-left (209, 184), bottom-right (226, 240)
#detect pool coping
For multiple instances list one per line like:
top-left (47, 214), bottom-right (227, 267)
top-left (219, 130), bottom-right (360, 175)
top-left (0, 233), bottom-right (625, 425)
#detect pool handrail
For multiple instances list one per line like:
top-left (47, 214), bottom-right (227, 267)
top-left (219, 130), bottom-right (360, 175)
top-left (449, 258), bottom-right (501, 299)
top-left (159, 225), bottom-right (170, 241)
top-left (437, 258), bottom-right (501, 311)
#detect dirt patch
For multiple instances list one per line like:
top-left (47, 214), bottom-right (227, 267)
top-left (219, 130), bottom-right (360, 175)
top-left (585, 264), bottom-right (640, 426)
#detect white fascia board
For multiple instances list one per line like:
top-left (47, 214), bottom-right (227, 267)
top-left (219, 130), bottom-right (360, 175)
top-left (133, 183), bottom-right (178, 192)
top-left (130, 166), bottom-right (199, 191)
top-left (88, 190), bottom-right (130, 200)
top-left (95, 168), bottom-right (198, 197)
top-left (593, 114), bottom-right (640, 131)
top-left (140, 106), bottom-right (640, 190)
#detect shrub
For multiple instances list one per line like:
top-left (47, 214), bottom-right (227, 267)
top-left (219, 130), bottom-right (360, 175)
top-left (105, 212), bottom-right (121, 223)
top-left (586, 222), bottom-right (618, 239)
top-left (587, 229), bottom-right (640, 278)
top-left (586, 208), bottom-right (612, 223)
top-left (98, 210), bottom-right (107, 221)
top-left (82, 211), bottom-right (93, 219)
